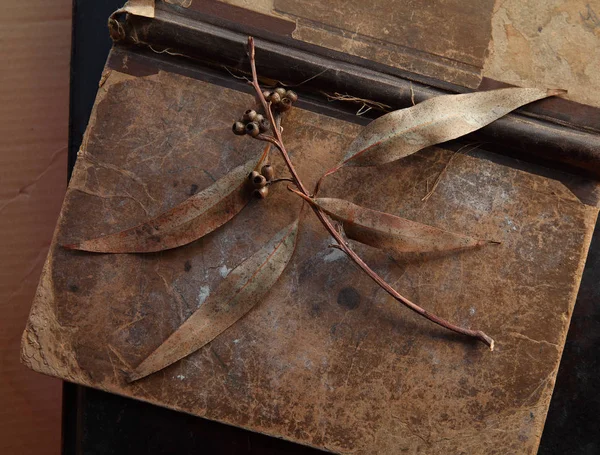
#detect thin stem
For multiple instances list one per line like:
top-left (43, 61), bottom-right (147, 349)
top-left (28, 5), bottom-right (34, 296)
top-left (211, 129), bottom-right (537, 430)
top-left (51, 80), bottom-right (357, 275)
top-left (289, 188), bottom-right (494, 350)
top-left (268, 178), bottom-right (296, 186)
top-left (248, 38), bottom-right (309, 196)
top-left (256, 133), bottom-right (309, 195)
top-left (255, 143), bottom-right (272, 172)
top-left (314, 165), bottom-right (341, 197)
top-left (246, 37), bottom-right (494, 350)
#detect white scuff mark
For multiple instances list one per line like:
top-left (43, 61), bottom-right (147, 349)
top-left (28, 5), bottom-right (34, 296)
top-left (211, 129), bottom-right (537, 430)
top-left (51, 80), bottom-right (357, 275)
top-left (323, 248), bottom-right (346, 262)
top-left (196, 285), bottom-right (210, 307)
top-left (218, 264), bottom-right (232, 278)
top-left (469, 307), bottom-right (476, 316)
top-left (164, 0), bottom-right (192, 7)
top-left (176, 374), bottom-right (186, 380)
top-left (505, 216), bottom-right (518, 231)
top-left (233, 339), bottom-right (240, 344)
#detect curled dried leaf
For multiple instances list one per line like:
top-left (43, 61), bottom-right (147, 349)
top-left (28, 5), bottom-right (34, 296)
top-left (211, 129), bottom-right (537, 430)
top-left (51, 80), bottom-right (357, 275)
top-left (127, 219), bottom-right (299, 381)
top-left (340, 87), bottom-right (565, 168)
top-left (63, 156), bottom-right (265, 253)
top-left (311, 197), bottom-right (494, 255)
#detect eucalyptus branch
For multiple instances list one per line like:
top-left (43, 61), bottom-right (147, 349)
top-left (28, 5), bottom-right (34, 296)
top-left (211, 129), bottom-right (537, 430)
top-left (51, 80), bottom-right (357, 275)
top-left (246, 37), bottom-right (494, 350)
top-left (248, 38), bottom-right (309, 196)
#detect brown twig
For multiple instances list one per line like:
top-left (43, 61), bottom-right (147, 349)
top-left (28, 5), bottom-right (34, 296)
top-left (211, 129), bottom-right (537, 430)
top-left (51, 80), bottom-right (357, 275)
top-left (246, 37), bottom-right (494, 350)
top-left (313, 165), bottom-right (340, 197)
top-left (268, 178), bottom-right (295, 186)
top-left (289, 187), bottom-right (494, 349)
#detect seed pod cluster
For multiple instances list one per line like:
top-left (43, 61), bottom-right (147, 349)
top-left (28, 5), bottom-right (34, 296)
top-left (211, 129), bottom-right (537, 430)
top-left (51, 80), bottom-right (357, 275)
top-left (263, 87), bottom-right (298, 112)
top-left (260, 164), bottom-right (274, 182)
top-left (232, 109), bottom-right (270, 137)
top-left (248, 164), bottom-right (276, 199)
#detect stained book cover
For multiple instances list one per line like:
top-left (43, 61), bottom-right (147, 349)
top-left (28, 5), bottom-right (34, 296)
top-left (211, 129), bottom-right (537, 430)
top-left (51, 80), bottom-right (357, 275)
top-left (22, 43), bottom-right (598, 455)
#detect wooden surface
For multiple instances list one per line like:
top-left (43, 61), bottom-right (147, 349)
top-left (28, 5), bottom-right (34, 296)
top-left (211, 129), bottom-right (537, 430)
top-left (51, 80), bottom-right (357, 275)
top-left (22, 56), bottom-right (598, 454)
top-left (1, 1), bottom-right (70, 454)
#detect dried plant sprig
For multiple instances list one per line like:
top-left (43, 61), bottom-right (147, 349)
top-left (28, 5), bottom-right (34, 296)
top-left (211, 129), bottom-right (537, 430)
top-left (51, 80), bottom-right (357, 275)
top-left (324, 91), bottom-right (392, 114)
top-left (246, 37), bottom-right (494, 350)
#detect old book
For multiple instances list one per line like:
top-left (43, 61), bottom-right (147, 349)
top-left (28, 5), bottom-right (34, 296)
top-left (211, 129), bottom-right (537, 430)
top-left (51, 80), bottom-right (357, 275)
top-left (23, 2), bottom-right (600, 454)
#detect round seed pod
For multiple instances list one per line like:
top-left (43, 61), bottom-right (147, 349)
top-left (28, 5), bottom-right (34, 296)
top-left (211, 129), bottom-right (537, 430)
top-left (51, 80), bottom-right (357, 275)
top-left (242, 109), bottom-right (257, 122)
top-left (276, 97), bottom-right (292, 112)
top-left (269, 92), bottom-right (281, 104)
top-left (258, 117), bottom-right (270, 133)
top-left (274, 87), bottom-right (287, 97)
top-left (245, 121), bottom-right (260, 137)
top-left (253, 186), bottom-right (269, 199)
top-left (260, 164), bottom-right (274, 181)
top-left (285, 90), bottom-right (298, 103)
top-left (254, 113), bottom-right (264, 123)
top-left (248, 171), bottom-right (260, 184)
top-left (232, 121), bottom-right (246, 135)
top-left (252, 173), bottom-right (267, 188)
top-left (262, 90), bottom-right (272, 100)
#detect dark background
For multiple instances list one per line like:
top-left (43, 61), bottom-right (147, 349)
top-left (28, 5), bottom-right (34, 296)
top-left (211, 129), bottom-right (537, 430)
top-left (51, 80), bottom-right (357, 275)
top-left (65, 1), bottom-right (599, 453)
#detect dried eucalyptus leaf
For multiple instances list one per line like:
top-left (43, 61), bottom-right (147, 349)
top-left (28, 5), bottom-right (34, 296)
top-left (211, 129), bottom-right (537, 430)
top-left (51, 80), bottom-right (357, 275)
top-left (127, 219), bottom-right (299, 382)
top-left (64, 157), bottom-right (262, 253)
top-left (341, 88), bottom-right (565, 167)
top-left (313, 197), bottom-right (492, 254)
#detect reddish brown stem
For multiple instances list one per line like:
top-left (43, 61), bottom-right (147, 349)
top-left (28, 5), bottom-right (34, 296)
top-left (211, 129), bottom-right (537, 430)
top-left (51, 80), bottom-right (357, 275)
top-left (313, 165), bottom-right (340, 197)
top-left (246, 37), bottom-right (494, 350)
top-left (289, 187), bottom-right (494, 349)
top-left (248, 38), bottom-right (308, 196)
top-left (268, 178), bottom-right (295, 186)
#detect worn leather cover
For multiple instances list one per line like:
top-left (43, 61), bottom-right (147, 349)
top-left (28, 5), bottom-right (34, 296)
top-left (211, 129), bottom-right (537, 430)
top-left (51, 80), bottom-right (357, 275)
top-left (22, 49), bottom-right (598, 454)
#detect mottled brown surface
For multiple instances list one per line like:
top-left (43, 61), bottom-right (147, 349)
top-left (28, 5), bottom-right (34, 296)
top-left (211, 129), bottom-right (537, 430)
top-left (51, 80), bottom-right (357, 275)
top-left (23, 68), bottom-right (598, 454)
top-left (483, 0), bottom-right (600, 108)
